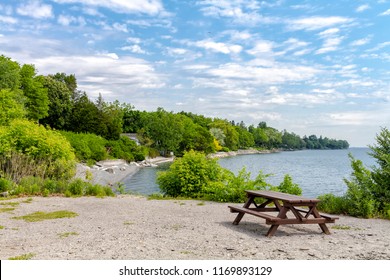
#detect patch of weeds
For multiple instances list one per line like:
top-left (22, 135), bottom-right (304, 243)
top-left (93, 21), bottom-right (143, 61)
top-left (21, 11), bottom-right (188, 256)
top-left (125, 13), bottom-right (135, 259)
top-left (171, 224), bottom-right (183, 231)
top-left (22, 198), bottom-right (33, 203)
top-left (180, 251), bottom-right (192, 255)
top-left (123, 221), bottom-right (135, 225)
top-left (197, 201), bottom-right (205, 206)
top-left (332, 225), bottom-right (351, 230)
top-left (0, 202), bottom-right (19, 207)
top-left (0, 207), bottom-right (15, 213)
top-left (8, 253), bottom-right (35, 260)
top-left (0, 225), bottom-right (4, 229)
top-left (58, 232), bottom-right (79, 238)
top-left (12, 210), bottom-right (78, 222)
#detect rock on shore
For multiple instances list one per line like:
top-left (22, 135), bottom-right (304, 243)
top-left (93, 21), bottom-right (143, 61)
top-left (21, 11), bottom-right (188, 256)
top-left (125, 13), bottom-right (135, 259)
top-left (74, 157), bottom-right (174, 186)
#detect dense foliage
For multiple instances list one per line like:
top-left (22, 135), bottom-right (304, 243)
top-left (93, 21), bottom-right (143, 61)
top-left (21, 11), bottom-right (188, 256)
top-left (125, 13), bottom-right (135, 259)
top-left (318, 127), bottom-right (390, 219)
top-left (157, 150), bottom-right (302, 202)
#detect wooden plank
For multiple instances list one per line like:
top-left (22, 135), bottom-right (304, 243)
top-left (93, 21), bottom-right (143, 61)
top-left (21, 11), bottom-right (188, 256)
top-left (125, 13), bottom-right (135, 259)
top-left (265, 218), bottom-right (335, 225)
top-left (245, 190), bottom-right (320, 204)
top-left (295, 207), bottom-right (339, 220)
top-left (228, 206), bottom-right (280, 222)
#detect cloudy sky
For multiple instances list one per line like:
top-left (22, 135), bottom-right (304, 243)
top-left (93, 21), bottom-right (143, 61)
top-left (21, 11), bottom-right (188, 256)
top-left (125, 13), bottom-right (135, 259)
top-left (1, 0), bottom-right (389, 146)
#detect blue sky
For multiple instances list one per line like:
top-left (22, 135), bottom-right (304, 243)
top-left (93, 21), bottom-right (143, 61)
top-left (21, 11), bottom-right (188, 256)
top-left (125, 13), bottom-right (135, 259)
top-left (1, 0), bottom-right (389, 146)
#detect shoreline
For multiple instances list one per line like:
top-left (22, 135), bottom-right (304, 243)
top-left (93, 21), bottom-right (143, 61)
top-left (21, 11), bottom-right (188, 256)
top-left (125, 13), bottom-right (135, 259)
top-left (208, 148), bottom-right (281, 159)
top-left (74, 149), bottom-right (279, 187)
top-left (74, 156), bottom-right (175, 187)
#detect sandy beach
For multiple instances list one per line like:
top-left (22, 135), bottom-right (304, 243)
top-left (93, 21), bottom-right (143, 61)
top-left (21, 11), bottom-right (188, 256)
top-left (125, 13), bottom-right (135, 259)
top-left (1, 195), bottom-right (390, 260)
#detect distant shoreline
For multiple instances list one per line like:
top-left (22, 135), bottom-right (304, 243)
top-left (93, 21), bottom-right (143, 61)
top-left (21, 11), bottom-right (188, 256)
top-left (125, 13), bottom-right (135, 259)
top-left (208, 148), bottom-right (281, 159)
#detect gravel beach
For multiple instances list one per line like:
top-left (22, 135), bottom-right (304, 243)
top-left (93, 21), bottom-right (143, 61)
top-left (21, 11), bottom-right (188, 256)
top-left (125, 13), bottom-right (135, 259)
top-left (1, 195), bottom-right (390, 260)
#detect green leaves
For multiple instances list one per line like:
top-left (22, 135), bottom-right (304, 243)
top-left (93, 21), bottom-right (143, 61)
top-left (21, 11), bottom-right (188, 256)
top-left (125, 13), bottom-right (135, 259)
top-left (157, 150), bottom-right (302, 203)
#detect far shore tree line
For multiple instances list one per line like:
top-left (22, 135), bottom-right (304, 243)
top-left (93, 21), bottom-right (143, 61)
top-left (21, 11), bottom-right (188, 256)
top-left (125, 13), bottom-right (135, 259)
top-left (1, 55), bottom-right (349, 159)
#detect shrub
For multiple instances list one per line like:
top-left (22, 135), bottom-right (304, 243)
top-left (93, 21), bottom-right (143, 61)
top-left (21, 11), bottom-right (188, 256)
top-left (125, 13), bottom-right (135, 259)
top-left (67, 179), bottom-right (85, 196)
top-left (157, 150), bottom-right (298, 203)
top-left (157, 150), bottom-right (228, 198)
top-left (317, 194), bottom-right (347, 214)
top-left (0, 178), bottom-right (13, 192)
top-left (0, 119), bottom-right (75, 161)
top-left (0, 119), bottom-right (76, 181)
top-left (60, 131), bottom-right (107, 162)
top-left (277, 174), bottom-right (302, 195)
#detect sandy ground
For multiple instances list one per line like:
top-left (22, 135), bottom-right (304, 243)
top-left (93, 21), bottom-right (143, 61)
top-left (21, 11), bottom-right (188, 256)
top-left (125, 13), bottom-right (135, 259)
top-left (1, 195), bottom-right (390, 260)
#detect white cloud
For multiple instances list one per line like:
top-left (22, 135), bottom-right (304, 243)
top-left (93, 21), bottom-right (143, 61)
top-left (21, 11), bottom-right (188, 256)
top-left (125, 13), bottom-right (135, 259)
top-left (288, 16), bottom-right (352, 31)
top-left (113, 22), bottom-right (129, 33)
top-left (189, 39), bottom-right (243, 54)
top-left (127, 37), bottom-right (142, 44)
top-left (121, 45), bottom-right (147, 54)
top-left (350, 37), bottom-right (371, 46)
top-left (379, 8), bottom-right (390, 16)
top-left (166, 47), bottom-right (188, 56)
top-left (328, 112), bottom-right (375, 125)
top-left (205, 62), bottom-right (319, 85)
top-left (52, 0), bottom-right (165, 16)
top-left (316, 28), bottom-right (343, 54)
top-left (196, 0), bottom-right (278, 25)
top-left (247, 41), bottom-right (274, 56)
top-left (282, 38), bottom-right (310, 53)
top-left (49, 54), bottom-right (163, 92)
top-left (316, 37), bottom-right (343, 54)
top-left (356, 4), bottom-right (370, 12)
top-left (58, 14), bottom-right (86, 26)
top-left (0, 15), bottom-right (18, 24)
top-left (16, 0), bottom-right (53, 19)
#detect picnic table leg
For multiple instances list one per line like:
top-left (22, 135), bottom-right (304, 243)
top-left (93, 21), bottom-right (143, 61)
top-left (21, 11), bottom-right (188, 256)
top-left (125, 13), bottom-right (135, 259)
top-left (232, 196), bottom-right (255, 225)
top-left (265, 204), bottom-right (288, 237)
top-left (312, 208), bottom-right (331, 234)
top-left (266, 225), bottom-right (279, 237)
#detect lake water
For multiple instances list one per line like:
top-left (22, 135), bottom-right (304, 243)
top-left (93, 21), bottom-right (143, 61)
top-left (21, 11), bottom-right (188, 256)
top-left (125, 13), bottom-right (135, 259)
top-left (123, 148), bottom-right (375, 198)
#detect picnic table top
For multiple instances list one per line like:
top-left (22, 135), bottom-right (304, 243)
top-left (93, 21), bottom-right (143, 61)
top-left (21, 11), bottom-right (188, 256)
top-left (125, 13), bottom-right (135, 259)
top-left (245, 190), bottom-right (321, 204)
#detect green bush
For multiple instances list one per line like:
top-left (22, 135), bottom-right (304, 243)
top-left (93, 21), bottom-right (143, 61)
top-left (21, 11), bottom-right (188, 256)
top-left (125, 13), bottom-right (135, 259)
top-left (0, 119), bottom-right (76, 181)
top-left (317, 194), bottom-right (347, 214)
top-left (106, 136), bottom-right (142, 162)
top-left (157, 150), bottom-right (300, 203)
top-left (61, 131), bottom-right (107, 162)
top-left (0, 119), bottom-right (75, 161)
top-left (18, 176), bottom-right (44, 195)
top-left (61, 132), bottom-right (145, 163)
top-left (0, 178), bottom-right (13, 192)
top-left (67, 179), bottom-right (85, 196)
top-left (157, 150), bottom-right (229, 198)
top-left (277, 174), bottom-right (302, 195)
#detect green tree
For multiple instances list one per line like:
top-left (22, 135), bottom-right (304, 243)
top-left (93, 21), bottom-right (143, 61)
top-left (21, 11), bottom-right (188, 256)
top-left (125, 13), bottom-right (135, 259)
top-left (40, 75), bottom-right (73, 129)
top-left (179, 115), bottom-right (214, 154)
top-left (0, 89), bottom-right (25, 125)
top-left (68, 92), bottom-right (101, 134)
top-left (0, 55), bottom-right (20, 91)
top-left (369, 128), bottom-right (390, 212)
top-left (211, 119), bottom-right (239, 150)
top-left (235, 126), bottom-right (255, 149)
top-left (52, 73), bottom-right (77, 94)
top-left (19, 64), bottom-right (49, 122)
top-left (141, 108), bottom-right (184, 155)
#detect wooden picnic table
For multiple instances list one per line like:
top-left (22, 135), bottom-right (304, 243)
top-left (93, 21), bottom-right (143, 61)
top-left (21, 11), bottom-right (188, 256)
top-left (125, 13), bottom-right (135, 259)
top-left (229, 190), bottom-right (338, 237)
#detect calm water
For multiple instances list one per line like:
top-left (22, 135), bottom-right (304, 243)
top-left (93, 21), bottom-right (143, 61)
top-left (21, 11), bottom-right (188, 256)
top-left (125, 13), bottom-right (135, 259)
top-left (123, 148), bottom-right (375, 198)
